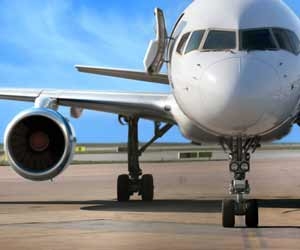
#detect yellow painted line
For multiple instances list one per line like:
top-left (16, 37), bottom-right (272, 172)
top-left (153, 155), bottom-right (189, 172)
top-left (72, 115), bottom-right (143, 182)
top-left (249, 230), bottom-right (261, 249)
top-left (244, 229), bottom-right (263, 249)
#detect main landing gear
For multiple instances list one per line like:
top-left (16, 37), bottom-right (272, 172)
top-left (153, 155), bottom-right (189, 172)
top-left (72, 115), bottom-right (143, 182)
top-left (117, 116), bottom-right (172, 202)
top-left (221, 137), bottom-right (260, 228)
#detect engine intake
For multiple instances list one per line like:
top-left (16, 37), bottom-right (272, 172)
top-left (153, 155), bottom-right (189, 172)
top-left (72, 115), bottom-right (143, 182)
top-left (4, 108), bottom-right (76, 181)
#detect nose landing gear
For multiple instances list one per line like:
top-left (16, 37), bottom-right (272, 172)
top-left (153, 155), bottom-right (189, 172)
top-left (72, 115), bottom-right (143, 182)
top-left (221, 137), bottom-right (260, 228)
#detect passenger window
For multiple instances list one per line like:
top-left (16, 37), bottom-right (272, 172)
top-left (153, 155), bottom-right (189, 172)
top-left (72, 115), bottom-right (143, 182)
top-left (176, 33), bottom-right (190, 55)
top-left (241, 29), bottom-right (277, 51)
top-left (273, 28), bottom-right (293, 53)
top-left (203, 30), bottom-right (236, 50)
top-left (185, 30), bottom-right (205, 53)
top-left (286, 30), bottom-right (300, 54)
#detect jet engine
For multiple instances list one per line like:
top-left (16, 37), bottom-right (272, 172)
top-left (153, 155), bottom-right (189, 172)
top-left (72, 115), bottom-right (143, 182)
top-left (4, 108), bottom-right (76, 181)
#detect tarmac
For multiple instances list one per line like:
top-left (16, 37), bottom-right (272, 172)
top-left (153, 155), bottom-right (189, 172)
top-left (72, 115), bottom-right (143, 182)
top-left (1, 158), bottom-right (300, 249)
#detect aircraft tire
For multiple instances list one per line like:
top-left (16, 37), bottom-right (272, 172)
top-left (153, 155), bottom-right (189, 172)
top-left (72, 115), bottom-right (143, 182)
top-left (117, 174), bottom-right (130, 202)
top-left (141, 174), bottom-right (154, 201)
top-left (245, 199), bottom-right (259, 227)
top-left (222, 199), bottom-right (235, 228)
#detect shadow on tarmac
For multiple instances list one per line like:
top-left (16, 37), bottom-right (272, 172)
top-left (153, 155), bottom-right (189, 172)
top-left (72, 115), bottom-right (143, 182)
top-left (1, 199), bottom-right (300, 213)
top-left (81, 200), bottom-right (222, 213)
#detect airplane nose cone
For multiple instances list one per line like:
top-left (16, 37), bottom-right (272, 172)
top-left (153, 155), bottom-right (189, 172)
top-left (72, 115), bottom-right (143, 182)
top-left (193, 57), bottom-right (281, 135)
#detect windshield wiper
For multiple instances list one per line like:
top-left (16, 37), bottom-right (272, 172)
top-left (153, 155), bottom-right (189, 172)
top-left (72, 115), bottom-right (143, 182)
top-left (202, 49), bottom-right (236, 53)
top-left (246, 48), bottom-right (279, 53)
top-left (266, 48), bottom-right (279, 51)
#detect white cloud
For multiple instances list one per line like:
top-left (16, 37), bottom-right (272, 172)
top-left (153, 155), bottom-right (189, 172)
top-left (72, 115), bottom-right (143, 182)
top-left (0, 0), bottom-right (189, 142)
top-left (0, 0), bottom-right (101, 66)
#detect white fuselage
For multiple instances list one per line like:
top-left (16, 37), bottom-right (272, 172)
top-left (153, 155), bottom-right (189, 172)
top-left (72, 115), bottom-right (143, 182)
top-left (168, 0), bottom-right (300, 142)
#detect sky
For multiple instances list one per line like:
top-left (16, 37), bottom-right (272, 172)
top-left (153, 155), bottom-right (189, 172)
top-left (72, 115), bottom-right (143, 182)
top-left (0, 0), bottom-right (299, 143)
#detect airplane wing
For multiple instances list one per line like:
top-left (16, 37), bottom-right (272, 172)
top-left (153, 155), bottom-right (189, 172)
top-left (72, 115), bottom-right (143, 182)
top-left (0, 88), bottom-right (175, 123)
top-left (75, 65), bottom-right (169, 85)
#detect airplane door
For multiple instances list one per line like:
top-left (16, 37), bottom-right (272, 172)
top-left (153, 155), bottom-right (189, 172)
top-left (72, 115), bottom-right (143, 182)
top-left (143, 8), bottom-right (168, 74)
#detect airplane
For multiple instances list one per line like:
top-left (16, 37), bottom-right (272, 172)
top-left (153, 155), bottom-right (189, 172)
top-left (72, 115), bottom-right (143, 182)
top-left (0, 0), bottom-right (299, 228)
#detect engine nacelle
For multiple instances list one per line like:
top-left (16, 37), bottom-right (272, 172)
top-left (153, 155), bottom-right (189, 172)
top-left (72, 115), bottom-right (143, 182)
top-left (4, 108), bottom-right (76, 181)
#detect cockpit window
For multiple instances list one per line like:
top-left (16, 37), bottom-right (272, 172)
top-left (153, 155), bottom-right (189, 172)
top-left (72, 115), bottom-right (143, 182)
top-left (241, 29), bottom-right (277, 51)
top-left (176, 32), bottom-right (190, 55)
top-left (286, 30), bottom-right (300, 54)
top-left (185, 30), bottom-right (205, 53)
top-left (176, 28), bottom-right (300, 55)
top-left (273, 28), bottom-right (294, 53)
top-left (203, 30), bottom-right (236, 50)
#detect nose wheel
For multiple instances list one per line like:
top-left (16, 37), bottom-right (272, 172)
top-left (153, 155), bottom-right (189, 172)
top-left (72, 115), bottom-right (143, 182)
top-left (245, 199), bottom-right (259, 227)
top-left (222, 199), bottom-right (235, 228)
top-left (222, 199), bottom-right (258, 228)
top-left (221, 137), bottom-right (260, 228)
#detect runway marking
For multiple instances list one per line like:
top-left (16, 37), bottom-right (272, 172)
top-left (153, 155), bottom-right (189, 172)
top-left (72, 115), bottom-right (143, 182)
top-left (239, 217), bottom-right (268, 249)
top-left (241, 229), bottom-right (267, 249)
top-left (249, 230), bottom-right (263, 249)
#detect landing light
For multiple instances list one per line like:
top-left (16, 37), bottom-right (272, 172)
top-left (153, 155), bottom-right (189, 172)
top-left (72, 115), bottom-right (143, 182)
top-left (240, 162), bottom-right (250, 172)
top-left (230, 162), bottom-right (239, 172)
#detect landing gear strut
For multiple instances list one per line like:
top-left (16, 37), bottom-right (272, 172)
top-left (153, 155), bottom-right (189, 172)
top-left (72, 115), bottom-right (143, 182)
top-left (221, 137), bottom-right (260, 228)
top-left (117, 116), bottom-right (172, 202)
